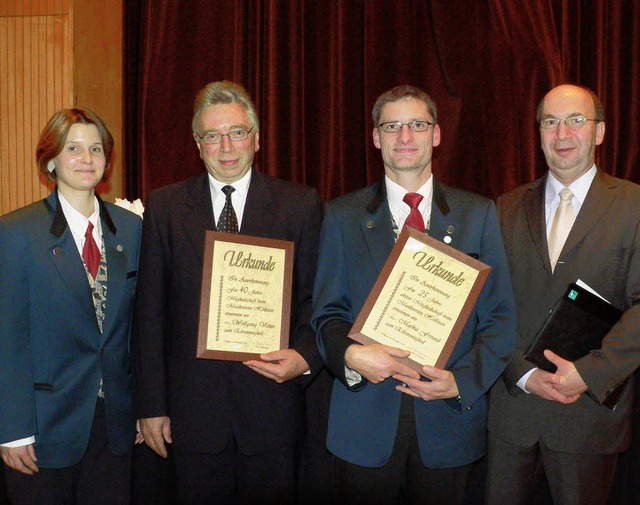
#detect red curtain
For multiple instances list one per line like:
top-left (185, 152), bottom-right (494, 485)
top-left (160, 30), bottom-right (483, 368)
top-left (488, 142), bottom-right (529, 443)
top-left (125, 0), bottom-right (640, 202)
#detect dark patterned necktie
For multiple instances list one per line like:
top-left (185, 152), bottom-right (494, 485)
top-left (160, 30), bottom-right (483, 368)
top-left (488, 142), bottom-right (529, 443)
top-left (403, 192), bottom-right (425, 232)
top-left (82, 222), bottom-right (101, 278)
top-left (218, 185), bottom-right (239, 233)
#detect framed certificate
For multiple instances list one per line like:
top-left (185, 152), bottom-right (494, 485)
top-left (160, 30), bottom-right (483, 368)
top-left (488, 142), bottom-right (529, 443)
top-left (349, 226), bottom-right (491, 373)
top-left (197, 231), bottom-right (294, 361)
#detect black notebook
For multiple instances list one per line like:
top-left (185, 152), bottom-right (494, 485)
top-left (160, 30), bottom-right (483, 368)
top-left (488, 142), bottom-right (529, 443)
top-left (522, 282), bottom-right (626, 409)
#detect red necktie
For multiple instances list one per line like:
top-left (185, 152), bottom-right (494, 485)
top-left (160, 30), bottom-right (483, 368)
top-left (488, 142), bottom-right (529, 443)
top-left (403, 193), bottom-right (425, 232)
top-left (82, 222), bottom-right (101, 279)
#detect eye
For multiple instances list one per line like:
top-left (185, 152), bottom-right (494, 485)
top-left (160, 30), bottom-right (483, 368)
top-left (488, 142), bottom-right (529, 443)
top-left (568, 116), bottom-right (586, 127)
top-left (67, 145), bottom-right (79, 152)
top-left (91, 146), bottom-right (103, 154)
top-left (412, 121), bottom-right (429, 130)
top-left (229, 129), bottom-right (246, 139)
top-left (541, 118), bottom-right (559, 128)
top-left (384, 122), bottom-right (401, 132)
top-left (204, 132), bottom-right (220, 142)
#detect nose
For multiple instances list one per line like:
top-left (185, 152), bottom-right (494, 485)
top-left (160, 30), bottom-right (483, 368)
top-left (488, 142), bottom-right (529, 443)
top-left (555, 121), bottom-right (572, 140)
top-left (397, 123), bottom-right (414, 143)
top-left (219, 134), bottom-right (233, 152)
top-left (81, 149), bottom-right (93, 163)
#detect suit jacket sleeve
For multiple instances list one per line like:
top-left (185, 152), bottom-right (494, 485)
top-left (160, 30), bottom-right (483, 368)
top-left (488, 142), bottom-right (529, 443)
top-left (132, 190), bottom-right (170, 418)
top-left (312, 203), bottom-right (368, 389)
top-left (575, 218), bottom-right (640, 402)
top-left (0, 218), bottom-right (37, 443)
top-left (288, 187), bottom-right (324, 383)
top-left (446, 200), bottom-right (517, 410)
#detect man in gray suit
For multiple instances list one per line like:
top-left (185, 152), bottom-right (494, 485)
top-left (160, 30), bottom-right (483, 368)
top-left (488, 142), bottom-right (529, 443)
top-left (486, 84), bottom-right (640, 504)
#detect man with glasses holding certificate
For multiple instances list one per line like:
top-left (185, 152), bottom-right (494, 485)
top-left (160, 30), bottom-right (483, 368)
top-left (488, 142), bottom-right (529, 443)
top-left (487, 84), bottom-right (640, 504)
top-left (132, 81), bottom-right (323, 504)
top-left (312, 85), bottom-right (515, 504)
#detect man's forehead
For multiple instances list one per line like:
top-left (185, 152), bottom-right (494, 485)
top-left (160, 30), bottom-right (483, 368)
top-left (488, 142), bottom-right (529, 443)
top-left (542, 87), bottom-right (594, 116)
top-left (380, 97), bottom-right (429, 118)
top-left (199, 103), bottom-right (250, 127)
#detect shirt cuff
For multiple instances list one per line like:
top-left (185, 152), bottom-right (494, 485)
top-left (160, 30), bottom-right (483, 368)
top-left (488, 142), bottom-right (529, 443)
top-left (517, 368), bottom-right (537, 393)
top-left (1, 436), bottom-right (35, 448)
top-left (345, 366), bottom-right (363, 387)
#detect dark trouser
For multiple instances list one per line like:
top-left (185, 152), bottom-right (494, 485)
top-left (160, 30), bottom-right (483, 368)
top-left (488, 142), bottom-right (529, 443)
top-left (3, 398), bottom-right (132, 505)
top-left (333, 394), bottom-right (474, 505)
top-left (172, 434), bottom-right (298, 505)
top-left (486, 435), bottom-right (617, 505)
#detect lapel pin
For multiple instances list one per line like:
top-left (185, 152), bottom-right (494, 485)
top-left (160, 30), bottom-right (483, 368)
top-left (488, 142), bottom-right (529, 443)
top-left (444, 225), bottom-right (455, 243)
top-left (116, 244), bottom-right (124, 253)
top-left (52, 247), bottom-right (61, 255)
top-left (366, 220), bottom-right (375, 229)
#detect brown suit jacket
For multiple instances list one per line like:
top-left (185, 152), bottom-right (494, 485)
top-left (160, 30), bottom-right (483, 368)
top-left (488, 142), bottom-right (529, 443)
top-left (489, 169), bottom-right (640, 454)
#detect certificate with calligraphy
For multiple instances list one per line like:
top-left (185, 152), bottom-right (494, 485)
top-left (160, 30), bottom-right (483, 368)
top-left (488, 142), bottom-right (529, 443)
top-left (349, 226), bottom-right (490, 373)
top-left (197, 231), bottom-right (293, 361)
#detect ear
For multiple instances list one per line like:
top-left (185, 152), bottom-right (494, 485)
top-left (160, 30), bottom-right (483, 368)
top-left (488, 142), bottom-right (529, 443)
top-left (254, 131), bottom-right (260, 153)
top-left (595, 121), bottom-right (605, 146)
top-left (432, 124), bottom-right (442, 147)
top-left (193, 133), bottom-right (204, 158)
top-left (373, 127), bottom-right (381, 149)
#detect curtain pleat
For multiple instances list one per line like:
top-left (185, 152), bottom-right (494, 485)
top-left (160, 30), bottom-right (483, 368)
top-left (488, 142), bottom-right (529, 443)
top-left (126, 0), bottom-right (640, 203)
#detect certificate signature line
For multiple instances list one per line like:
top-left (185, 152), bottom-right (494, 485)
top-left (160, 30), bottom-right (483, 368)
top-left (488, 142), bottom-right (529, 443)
top-left (373, 270), bottom-right (405, 332)
top-left (216, 275), bottom-right (223, 342)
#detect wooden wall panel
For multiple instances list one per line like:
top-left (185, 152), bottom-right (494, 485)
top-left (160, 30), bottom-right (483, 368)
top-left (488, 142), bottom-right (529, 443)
top-left (0, 0), bottom-right (71, 215)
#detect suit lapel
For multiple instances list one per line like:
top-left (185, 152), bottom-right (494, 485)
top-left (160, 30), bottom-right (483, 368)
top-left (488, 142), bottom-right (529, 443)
top-left (183, 174), bottom-right (215, 264)
top-left (524, 177), bottom-right (550, 268)
top-left (46, 192), bottom-right (100, 325)
top-left (357, 180), bottom-right (394, 272)
top-left (241, 170), bottom-right (274, 236)
top-left (100, 216), bottom-right (129, 339)
top-left (429, 179), bottom-right (458, 247)
top-left (561, 170), bottom-right (617, 259)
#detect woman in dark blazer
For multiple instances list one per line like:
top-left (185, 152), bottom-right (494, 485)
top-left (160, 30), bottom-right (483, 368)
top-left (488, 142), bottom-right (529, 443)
top-left (0, 108), bottom-right (142, 505)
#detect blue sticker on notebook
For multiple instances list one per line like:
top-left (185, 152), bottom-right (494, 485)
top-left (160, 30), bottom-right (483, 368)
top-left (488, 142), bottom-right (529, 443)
top-left (568, 289), bottom-right (578, 300)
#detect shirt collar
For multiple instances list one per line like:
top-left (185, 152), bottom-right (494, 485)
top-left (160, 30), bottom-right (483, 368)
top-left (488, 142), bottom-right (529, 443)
top-left (208, 168), bottom-right (252, 202)
top-left (545, 164), bottom-right (597, 208)
top-left (58, 191), bottom-right (100, 231)
top-left (57, 191), bottom-right (102, 253)
top-left (385, 175), bottom-right (433, 223)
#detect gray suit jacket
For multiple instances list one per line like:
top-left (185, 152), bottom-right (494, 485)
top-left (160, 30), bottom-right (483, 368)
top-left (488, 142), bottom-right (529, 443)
top-left (488, 169), bottom-right (640, 454)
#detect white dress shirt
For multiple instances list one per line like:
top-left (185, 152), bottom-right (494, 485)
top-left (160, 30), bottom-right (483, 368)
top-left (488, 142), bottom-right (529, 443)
top-left (208, 169), bottom-right (252, 230)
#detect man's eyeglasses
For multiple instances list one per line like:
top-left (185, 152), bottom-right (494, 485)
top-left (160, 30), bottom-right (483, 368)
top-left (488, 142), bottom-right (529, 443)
top-left (539, 116), bottom-right (599, 130)
top-left (194, 125), bottom-right (255, 144)
top-left (377, 120), bottom-right (435, 134)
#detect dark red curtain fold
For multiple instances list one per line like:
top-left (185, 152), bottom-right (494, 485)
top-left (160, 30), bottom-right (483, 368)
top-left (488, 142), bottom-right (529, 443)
top-left (125, 0), bottom-right (640, 202)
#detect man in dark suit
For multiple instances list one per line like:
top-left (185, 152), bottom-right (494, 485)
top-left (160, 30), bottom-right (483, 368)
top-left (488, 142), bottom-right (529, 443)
top-left (311, 85), bottom-right (516, 504)
top-left (486, 84), bottom-right (640, 505)
top-left (132, 81), bottom-right (323, 504)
